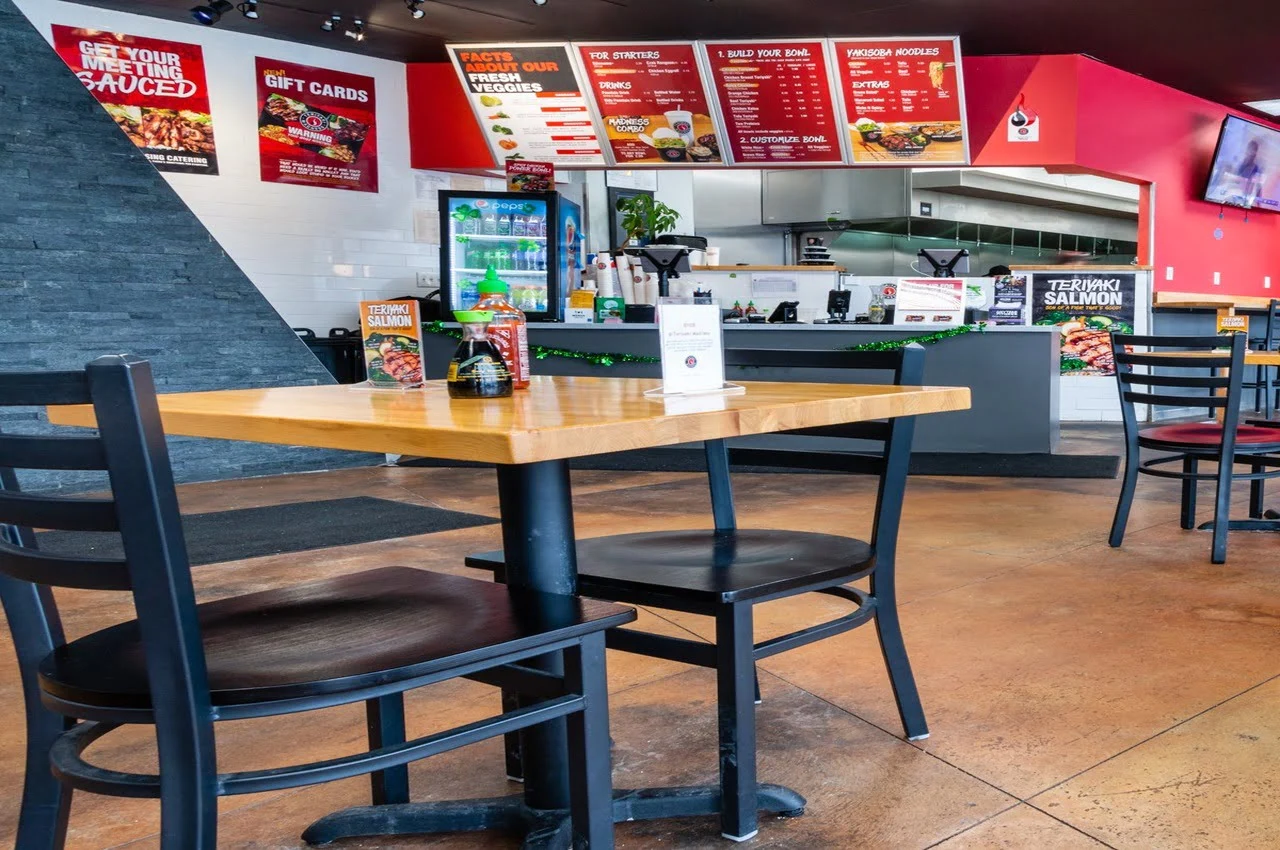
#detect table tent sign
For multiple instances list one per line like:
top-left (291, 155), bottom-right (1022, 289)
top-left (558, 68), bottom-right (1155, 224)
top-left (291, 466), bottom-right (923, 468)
top-left (893, 278), bottom-right (966, 326)
top-left (359, 300), bottom-right (425, 387)
top-left (650, 303), bottom-right (744, 398)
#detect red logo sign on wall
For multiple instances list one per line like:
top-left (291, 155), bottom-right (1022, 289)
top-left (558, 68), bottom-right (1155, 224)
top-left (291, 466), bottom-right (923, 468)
top-left (255, 58), bottom-right (378, 193)
top-left (51, 25), bottom-right (218, 174)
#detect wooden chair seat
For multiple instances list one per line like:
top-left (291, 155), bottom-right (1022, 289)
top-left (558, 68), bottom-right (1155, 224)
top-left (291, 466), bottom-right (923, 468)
top-left (468, 529), bottom-right (873, 608)
top-left (1140, 423), bottom-right (1280, 448)
top-left (40, 566), bottom-right (633, 711)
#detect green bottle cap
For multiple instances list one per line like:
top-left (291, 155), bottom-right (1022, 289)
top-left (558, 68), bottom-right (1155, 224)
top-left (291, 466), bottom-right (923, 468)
top-left (477, 266), bottom-right (508, 295)
top-left (454, 310), bottom-right (494, 323)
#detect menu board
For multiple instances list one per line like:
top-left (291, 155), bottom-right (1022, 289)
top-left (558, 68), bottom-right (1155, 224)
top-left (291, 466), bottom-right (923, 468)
top-left (831, 37), bottom-right (968, 165)
top-left (447, 44), bottom-right (605, 166)
top-left (699, 40), bottom-right (844, 166)
top-left (256, 58), bottom-right (377, 192)
top-left (51, 26), bottom-right (218, 174)
top-left (576, 42), bottom-right (723, 166)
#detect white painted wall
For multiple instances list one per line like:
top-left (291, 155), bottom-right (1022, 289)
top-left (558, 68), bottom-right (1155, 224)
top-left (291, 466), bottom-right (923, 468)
top-left (15, 0), bottom-right (475, 332)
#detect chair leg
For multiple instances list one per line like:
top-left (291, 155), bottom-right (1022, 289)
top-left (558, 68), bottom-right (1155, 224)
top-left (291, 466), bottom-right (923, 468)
top-left (565, 633), bottom-right (615, 849)
top-left (1211, 456), bottom-right (1234, 564)
top-left (502, 690), bottom-right (524, 782)
top-left (754, 670), bottom-right (762, 706)
top-left (155, 722), bottom-right (218, 850)
top-left (366, 694), bottom-right (410, 805)
top-left (13, 708), bottom-right (72, 850)
top-left (1180, 456), bottom-right (1199, 529)
top-left (1250, 463), bottom-right (1265, 519)
top-left (1109, 444), bottom-right (1141, 547)
top-left (715, 603), bottom-right (759, 842)
top-left (1266, 369), bottom-right (1275, 420)
top-left (870, 570), bottom-right (929, 740)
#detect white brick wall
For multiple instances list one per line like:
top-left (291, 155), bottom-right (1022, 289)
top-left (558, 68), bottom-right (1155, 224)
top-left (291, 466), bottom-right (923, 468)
top-left (17, 1), bottom-right (504, 332)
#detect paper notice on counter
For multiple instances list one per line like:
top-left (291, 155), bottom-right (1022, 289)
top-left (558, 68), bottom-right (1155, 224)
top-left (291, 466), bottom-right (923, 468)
top-left (654, 303), bottom-right (727, 395)
top-left (990, 274), bottom-right (1029, 325)
top-left (893, 278), bottom-right (965, 326)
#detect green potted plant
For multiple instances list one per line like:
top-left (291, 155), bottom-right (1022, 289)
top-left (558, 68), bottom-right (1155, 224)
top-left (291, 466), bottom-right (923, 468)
top-left (615, 194), bottom-right (681, 246)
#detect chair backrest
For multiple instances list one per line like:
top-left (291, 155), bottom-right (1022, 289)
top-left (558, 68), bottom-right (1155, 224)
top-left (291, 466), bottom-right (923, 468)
top-left (709, 344), bottom-right (925, 559)
top-left (0, 356), bottom-right (213, 725)
top-left (1111, 332), bottom-right (1247, 438)
top-left (1265, 300), bottom-right (1280, 350)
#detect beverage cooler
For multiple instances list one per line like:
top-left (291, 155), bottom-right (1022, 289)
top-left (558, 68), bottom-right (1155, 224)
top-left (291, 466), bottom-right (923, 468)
top-left (439, 191), bottom-right (584, 322)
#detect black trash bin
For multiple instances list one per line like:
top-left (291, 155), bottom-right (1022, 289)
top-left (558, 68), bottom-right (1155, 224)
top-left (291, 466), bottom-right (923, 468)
top-left (294, 327), bottom-right (366, 384)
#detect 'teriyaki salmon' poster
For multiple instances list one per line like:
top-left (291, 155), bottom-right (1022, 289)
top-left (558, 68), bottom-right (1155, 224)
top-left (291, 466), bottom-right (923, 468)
top-left (360, 300), bottom-right (424, 387)
top-left (1030, 272), bottom-right (1136, 375)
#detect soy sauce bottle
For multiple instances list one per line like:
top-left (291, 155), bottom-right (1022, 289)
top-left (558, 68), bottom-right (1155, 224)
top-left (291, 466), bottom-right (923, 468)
top-left (447, 311), bottom-right (513, 399)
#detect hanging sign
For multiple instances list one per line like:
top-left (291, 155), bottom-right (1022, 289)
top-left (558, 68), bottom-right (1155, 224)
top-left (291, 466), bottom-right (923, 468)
top-left (506, 159), bottom-right (555, 192)
top-left (51, 26), bottom-right (218, 174)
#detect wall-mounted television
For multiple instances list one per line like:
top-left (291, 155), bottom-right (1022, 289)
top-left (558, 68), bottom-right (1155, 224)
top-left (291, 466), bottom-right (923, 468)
top-left (1204, 115), bottom-right (1280, 211)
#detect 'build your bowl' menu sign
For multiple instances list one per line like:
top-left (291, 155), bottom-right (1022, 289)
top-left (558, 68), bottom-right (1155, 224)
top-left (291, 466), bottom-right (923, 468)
top-left (448, 44), bottom-right (605, 166)
top-left (575, 42), bottom-right (723, 166)
top-left (698, 40), bottom-right (845, 166)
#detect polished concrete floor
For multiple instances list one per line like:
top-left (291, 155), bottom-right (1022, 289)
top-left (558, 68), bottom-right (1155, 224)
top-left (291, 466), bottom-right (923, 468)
top-left (3, 435), bottom-right (1280, 849)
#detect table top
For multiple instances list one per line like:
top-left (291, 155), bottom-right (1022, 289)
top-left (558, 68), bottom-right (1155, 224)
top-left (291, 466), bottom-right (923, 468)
top-left (48, 376), bottom-right (971, 465)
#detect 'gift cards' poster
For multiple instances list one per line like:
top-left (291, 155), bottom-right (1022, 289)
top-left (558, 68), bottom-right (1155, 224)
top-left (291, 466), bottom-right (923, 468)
top-left (51, 26), bottom-right (218, 174)
top-left (256, 58), bottom-right (377, 192)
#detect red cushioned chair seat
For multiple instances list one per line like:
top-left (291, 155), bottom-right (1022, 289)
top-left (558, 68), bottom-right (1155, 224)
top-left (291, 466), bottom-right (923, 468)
top-left (1141, 423), bottom-right (1280, 446)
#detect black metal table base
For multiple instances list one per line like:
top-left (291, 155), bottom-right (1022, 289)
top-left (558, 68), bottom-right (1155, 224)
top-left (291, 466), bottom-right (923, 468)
top-left (301, 784), bottom-right (806, 848)
top-left (1196, 518), bottom-right (1280, 531)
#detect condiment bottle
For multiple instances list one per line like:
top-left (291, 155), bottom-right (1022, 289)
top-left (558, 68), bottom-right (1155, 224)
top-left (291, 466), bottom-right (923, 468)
top-left (729, 300), bottom-right (744, 318)
top-left (470, 267), bottom-right (530, 389)
top-left (447, 311), bottom-right (513, 399)
top-left (745, 300), bottom-right (759, 317)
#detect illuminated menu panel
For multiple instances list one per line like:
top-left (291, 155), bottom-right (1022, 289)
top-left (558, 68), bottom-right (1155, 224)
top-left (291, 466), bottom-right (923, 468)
top-left (576, 42), bottom-right (724, 166)
top-left (447, 43), bottom-right (605, 166)
top-left (699, 40), bottom-right (845, 166)
top-left (830, 37), bottom-right (969, 165)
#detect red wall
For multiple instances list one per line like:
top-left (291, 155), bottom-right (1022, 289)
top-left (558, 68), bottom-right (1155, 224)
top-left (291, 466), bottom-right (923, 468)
top-left (967, 54), bottom-right (1280, 296)
top-left (406, 63), bottom-right (494, 171)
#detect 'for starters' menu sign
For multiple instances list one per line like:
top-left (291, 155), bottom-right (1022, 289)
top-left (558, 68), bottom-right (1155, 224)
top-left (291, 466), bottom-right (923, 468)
top-left (447, 43), bottom-right (605, 166)
top-left (831, 37), bottom-right (969, 165)
top-left (699, 40), bottom-right (844, 166)
top-left (576, 42), bottom-right (723, 166)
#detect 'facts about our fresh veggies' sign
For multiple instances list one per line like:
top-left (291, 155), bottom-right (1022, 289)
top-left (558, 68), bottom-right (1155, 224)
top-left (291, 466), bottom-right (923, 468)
top-left (1031, 272), bottom-right (1136, 376)
top-left (255, 58), bottom-right (378, 192)
top-left (51, 26), bottom-right (218, 174)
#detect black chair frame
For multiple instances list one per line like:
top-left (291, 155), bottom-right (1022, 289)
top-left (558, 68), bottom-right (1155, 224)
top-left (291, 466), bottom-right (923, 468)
top-left (1109, 333), bottom-right (1280, 564)
top-left (0, 356), bottom-right (622, 850)
top-left (476, 345), bottom-right (927, 841)
top-left (1242, 299), bottom-right (1280, 418)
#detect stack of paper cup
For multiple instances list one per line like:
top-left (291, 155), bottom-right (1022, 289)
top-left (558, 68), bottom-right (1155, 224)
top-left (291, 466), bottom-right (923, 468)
top-left (642, 273), bottom-right (659, 305)
top-left (704, 247), bottom-right (720, 266)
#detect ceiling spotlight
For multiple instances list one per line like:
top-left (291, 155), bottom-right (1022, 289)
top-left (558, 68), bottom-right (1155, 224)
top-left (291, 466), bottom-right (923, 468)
top-left (532, 0), bottom-right (547, 5)
top-left (190, 0), bottom-right (233, 24)
top-left (320, 12), bottom-right (341, 31)
top-left (345, 18), bottom-right (366, 41)
top-left (405, 0), bottom-right (426, 18)
top-left (237, 0), bottom-right (259, 18)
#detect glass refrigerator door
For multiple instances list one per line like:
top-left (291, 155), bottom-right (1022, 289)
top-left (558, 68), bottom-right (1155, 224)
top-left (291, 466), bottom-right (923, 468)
top-left (445, 194), bottom-right (550, 315)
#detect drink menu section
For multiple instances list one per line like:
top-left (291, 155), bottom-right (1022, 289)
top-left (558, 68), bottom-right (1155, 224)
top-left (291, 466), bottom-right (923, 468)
top-left (575, 42), bottom-right (723, 166)
top-left (831, 37), bottom-right (968, 165)
top-left (447, 44), bottom-right (605, 166)
top-left (698, 40), bottom-right (845, 166)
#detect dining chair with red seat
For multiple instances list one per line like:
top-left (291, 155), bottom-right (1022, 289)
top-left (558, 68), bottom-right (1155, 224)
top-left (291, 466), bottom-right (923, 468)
top-left (1109, 332), bottom-right (1280, 563)
top-left (0, 354), bottom-right (630, 850)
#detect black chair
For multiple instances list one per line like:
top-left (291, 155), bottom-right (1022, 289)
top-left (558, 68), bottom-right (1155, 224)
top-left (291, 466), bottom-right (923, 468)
top-left (1242, 299), bottom-right (1280, 417)
top-left (1109, 333), bottom-right (1280, 564)
top-left (469, 345), bottom-right (928, 841)
top-left (0, 355), bottom-right (632, 850)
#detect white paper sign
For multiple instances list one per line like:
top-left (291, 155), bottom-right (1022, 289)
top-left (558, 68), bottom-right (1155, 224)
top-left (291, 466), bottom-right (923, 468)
top-left (656, 303), bottom-right (725, 394)
top-left (893, 277), bottom-right (966, 326)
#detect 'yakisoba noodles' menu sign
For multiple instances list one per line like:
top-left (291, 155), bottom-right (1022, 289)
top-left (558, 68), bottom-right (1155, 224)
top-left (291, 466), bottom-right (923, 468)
top-left (51, 26), bottom-right (218, 174)
top-left (255, 58), bottom-right (378, 192)
top-left (831, 37), bottom-right (969, 165)
top-left (447, 44), bottom-right (605, 166)
top-left (698, 39), bottom-right (845, 166)
top-left (575, 42), bottom-right (723, 166)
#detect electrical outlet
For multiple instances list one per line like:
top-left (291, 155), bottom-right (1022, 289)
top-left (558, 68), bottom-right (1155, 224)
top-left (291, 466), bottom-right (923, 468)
top-left (1213, 272), bottom-right (1221, 286)
top-left (1165, 266), bottom-right (1175, 281)
top-left (1267, 276), bottom-right (1272, 289)
top-left (416, 272), bottom-right (439, 290)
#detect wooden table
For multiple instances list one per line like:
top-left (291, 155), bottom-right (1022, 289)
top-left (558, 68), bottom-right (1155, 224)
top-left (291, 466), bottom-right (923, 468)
top-left (50, 375), bottom-right (970, 845)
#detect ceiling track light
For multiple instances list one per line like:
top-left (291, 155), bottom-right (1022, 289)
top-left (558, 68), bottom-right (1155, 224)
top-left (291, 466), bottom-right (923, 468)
top-left (345, 18), bottom-right (366, 41)
top-left (320, 12), bottom-right (341, 31)
top-left (405, 0), bottom-right (426, 18)
top-left (190, 0), bottom-right (233, 24)
top-left (237, 0), bottom-right (259, 18)
top-left (532, 0), bottom-right (547, 5)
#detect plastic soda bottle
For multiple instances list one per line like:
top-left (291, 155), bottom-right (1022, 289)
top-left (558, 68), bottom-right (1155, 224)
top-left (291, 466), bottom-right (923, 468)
top-left (470, 267), bottom-right (530, 389)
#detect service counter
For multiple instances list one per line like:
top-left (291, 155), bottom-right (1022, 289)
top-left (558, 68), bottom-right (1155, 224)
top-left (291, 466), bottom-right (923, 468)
top-left (420, 323), bottom-right (1060, 454)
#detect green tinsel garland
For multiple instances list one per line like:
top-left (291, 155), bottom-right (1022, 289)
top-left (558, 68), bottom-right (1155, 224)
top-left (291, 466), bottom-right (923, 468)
top-left (423, 321), bottom-right (982, 367)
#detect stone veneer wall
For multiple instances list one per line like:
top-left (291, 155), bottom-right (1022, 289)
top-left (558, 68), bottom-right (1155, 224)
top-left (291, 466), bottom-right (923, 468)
top-left (0, 0), bottom-right (373, 490)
